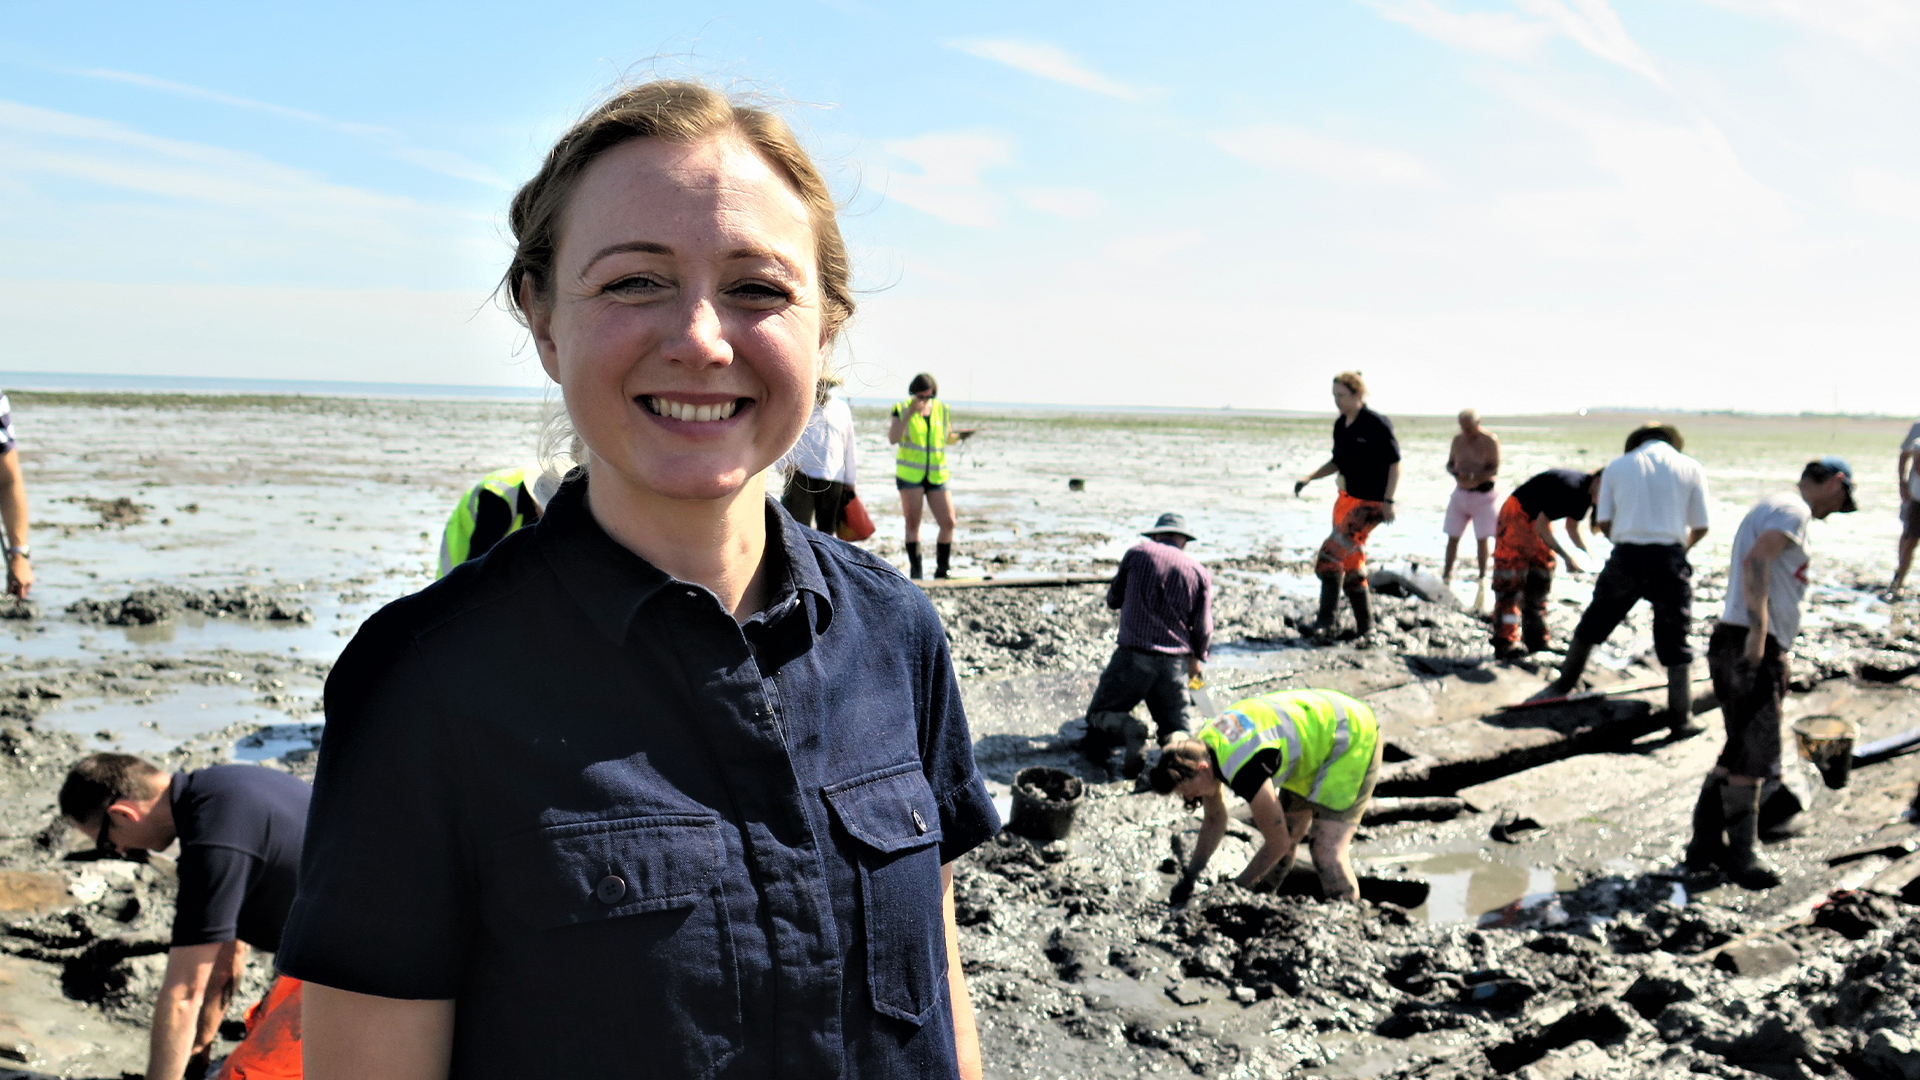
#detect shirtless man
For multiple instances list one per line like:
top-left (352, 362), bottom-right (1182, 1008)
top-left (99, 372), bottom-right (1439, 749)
top-left (1443, 409), bottom-right (1501, 588)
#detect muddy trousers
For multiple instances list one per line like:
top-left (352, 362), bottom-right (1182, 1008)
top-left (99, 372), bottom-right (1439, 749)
top-left (1084, 647), bottom-right (1190, 775)
top-left (1491, 565), bottom-right (1553, 652)
top-left (212, 976), bottom-right (303, 1079)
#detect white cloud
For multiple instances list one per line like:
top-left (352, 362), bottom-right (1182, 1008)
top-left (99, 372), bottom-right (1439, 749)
top-left (1213, 124), bottom-right (1442, 188)
top-left (879, 132), bottom-right (1014, 228)
top-left (1843, 167), bottom-right (1920, 223)
top-left (1698, 0), bottom-right (1920, 63)
top-left (948, 39), bottom-right (1144, 100)
top-left (69, 67), bottom-right (508, 186)
top-left (1016, 186), bottom-right (1109, 218)
top-left (1102, 228), bottom-right (1204, 266)
top-left (1363, 0), bottom-right (1666, 87)
top-left (1359, 0), bottom-right (1552, 59)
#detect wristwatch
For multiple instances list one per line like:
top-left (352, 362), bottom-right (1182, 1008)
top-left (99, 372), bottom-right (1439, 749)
top-left (5, 546), bottom-right (27, 560)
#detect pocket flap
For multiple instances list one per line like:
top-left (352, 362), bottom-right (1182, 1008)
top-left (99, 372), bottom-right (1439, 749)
top-left (494, 815), bottom-right (723, 929)
top-left (825, 765), bottom-right (943, 855)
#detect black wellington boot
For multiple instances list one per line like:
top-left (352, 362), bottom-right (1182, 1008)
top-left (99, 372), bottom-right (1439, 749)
top-left (1545, 638), bottom-right (1594, 696)
top-left (1719, 781), bottom-right (1782, 889)
top-left (905, 542), bottom-right (923, 579)
top-left (1668, 663), bottom-right (1705, 739)
top-left (935, 542), bottom-right (952, 579)
top-left (1346, 583), bottom-right (1374, 639)
top-left (1682, 776), bottom-right (1725, 872)
top-left (1308, 573), bottom-right (1341, 640)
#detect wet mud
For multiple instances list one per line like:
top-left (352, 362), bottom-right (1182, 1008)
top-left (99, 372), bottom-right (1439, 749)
top-left (5, 395), bottom-right (1920, 1077)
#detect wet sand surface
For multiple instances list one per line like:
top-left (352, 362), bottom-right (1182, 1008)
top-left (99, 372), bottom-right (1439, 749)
top-left (3, 393), bottom-right (1918, 1078)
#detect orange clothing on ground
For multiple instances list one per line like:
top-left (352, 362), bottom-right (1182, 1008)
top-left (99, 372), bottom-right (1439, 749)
top-left (1315, 492), bottom-right (1386, 576)
top-left (1491, 496), bottom-right (1555, 651)
top-left (215, 976), bottom-right (302, 1080)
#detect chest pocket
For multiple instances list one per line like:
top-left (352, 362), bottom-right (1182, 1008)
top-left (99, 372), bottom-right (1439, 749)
top-left (825, 764), bottom-right (946, 1026)
top-left (488, 815), bottom-right (739, 1077)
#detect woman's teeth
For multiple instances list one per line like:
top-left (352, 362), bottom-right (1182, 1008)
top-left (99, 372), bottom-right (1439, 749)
top-left (645, 398), bottom-right (739, 423)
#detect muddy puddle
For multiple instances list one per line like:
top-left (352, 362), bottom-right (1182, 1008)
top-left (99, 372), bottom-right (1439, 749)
top-left (34, 682), bottom-right (320, 760)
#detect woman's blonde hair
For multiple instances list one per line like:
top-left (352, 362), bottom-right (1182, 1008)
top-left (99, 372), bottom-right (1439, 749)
top-left (502, 80), bottom-right (853, 477)
top-left (1333, 371), bottom-right (1367, 398)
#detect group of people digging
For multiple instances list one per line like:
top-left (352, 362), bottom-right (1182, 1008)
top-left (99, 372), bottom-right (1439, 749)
top-left (1085, 394), bottom-right (1859, 907)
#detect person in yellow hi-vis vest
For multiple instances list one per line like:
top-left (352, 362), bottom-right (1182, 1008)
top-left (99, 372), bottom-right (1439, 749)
top-left (1147, 688), bottom-right (1382, 906)
top-left (438, 466), bottom-right (561, 578)
top-left (887, 372), bottom-right (974, 579)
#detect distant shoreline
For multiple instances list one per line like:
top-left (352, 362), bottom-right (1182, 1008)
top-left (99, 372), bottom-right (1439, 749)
top-left (1, 371), bottom-right (1905, 421)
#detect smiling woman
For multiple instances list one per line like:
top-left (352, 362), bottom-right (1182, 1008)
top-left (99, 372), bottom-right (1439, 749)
top-left (277, 81), bottom-right (998, 1080)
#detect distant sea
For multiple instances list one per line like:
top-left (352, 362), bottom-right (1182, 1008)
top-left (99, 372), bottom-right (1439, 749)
top-left (0, 370), bottom-right (548, 401)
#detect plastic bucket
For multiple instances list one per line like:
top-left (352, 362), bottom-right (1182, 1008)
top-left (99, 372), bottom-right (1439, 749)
top-left (1791, 714), bottom-right (1858, 790)
top-left (1008, 767), bottom-right (1086, 841)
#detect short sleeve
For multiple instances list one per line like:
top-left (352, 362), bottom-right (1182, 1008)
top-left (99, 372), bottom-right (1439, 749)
top-left (914, 602), bottom-right (999, 864)
top-left (275, 616), bottom-right (475, 999)
top-left (172, 845), bottom-right (256, 947)
top-left (1377, 414), bottom-right (1402, 463)
top-left (1594, 465), bottom-right (1617, 523)
top-left (1229, 747), bottom-right (1280, 804)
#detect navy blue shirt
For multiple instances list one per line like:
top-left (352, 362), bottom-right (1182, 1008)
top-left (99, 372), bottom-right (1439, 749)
top-left (277, 478), bottom-right (999, 1079)
top-left (168, 765), bottom-right (310, 951)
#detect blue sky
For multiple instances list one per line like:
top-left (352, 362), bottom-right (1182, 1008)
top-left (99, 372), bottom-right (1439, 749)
top-left (1, 1), bottom-right (1917, 414)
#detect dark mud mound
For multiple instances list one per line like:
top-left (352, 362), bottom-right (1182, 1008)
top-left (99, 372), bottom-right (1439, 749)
top-left (66, 585), bottom-right (313, 625)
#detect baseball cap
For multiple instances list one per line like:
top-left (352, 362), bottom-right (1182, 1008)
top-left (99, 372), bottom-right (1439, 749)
top-left (1803, 456), bottom-right (1857, 513)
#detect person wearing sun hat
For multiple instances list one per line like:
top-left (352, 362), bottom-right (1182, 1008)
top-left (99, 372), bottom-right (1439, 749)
top-left (1685, 456), bottom-right (1856, 889)
top-left (1079, 512), bottom-right (1214, 778)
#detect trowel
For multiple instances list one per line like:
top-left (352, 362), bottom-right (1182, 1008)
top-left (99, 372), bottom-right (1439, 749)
top-left (1188, 677), bottom-right (1218, 719)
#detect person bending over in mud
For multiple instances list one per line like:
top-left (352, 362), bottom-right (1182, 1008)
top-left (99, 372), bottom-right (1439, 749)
top-left (279, 81), bottom-right (997, 1080)
top-left (1148, 688), bottom-right (1381, 906)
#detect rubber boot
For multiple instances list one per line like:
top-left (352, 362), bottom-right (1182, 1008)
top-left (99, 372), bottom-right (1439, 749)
top-left (1544, 637), bottom-right (1594, 697)
top-left (935, 542), bottom-right (952, 580)
top-left (1681, 775), bottom-right (1725, 872)
top-left (905, 542), bottom-right (922, 580)
top-left (1667, 663), bottom-right (1705, 739)
top-left (1718, 781), bottom-right (1781, 889)
top-left (1308, 573), bottom-right (1341, 640)
top-left (1346, 583), bottom-right (1374, 639)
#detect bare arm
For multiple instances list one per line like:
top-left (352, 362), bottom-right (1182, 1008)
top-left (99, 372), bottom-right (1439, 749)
top-left (147, 943), bottom-right (226, 1080)
top-left (1232, 782), bottom-right (1297, 889)
top-left (1296, 457), bottom-right (1339, 494)
top-left (1535, 514), bottom-right (1580, 570)
top-left (1685, 526), bottom-right (1709, 552)
top-left (193, 942), bottom-right (246, 1058)
top-left (886, 412), bottom-right (907, 446)
top-left (304, 983), bottom-right (455, 1080)
top-left (1565, 518), bottom-right (1587, 553)
top-left (942, 864), bottom-right (982, 1080)
top-left (1382, 462), bottom-right (1401, 522)
top-left (1901, 450), bottom-right (1916, 503)
top-left (0, 448), bottom-right (29, 598)
top-left (1185, 791), bottom-right (1229, 881)
top-left (1741, 530), bottom-right (1792, 662)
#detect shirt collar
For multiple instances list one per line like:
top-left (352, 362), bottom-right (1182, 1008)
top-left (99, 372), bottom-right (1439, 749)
top-left (539, 475), bottom-right (835, 644)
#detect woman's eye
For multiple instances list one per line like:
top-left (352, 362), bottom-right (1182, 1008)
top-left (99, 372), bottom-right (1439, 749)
top-left (605, 275), bottom-right (666, 296)
top-left (729, 281), bottom-right (792, 303)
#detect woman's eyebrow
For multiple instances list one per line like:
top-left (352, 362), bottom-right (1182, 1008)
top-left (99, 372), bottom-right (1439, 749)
top-left (580, 240), bottom-right (672, 276)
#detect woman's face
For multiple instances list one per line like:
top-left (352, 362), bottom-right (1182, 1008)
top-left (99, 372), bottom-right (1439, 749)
top-left (1173, 770), bottom-right (1219, 807)
top-left (1331, 380), bottom-right (1360, 412)
top-left (529, 136), bottom-right (823, 504)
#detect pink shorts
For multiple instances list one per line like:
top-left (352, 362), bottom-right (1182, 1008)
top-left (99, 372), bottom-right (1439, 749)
top-left (1445, 487), bottom-right (1499, 540)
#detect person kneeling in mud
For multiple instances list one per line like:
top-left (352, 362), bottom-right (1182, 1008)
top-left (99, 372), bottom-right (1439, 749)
top-left (1148, 688), bottom-right (1381, 906)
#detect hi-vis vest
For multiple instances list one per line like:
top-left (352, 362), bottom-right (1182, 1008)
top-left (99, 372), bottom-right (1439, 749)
top-left (1196, 689), bottom-right (1379, 811)
top-left (439, 467), bottom-right (532, 578)
top-left (893, 399), bottom-right (952, 486)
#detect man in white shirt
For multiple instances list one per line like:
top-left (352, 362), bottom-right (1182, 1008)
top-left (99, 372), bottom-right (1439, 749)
top-left (780, 390), bottom-right (859, 536)
top-left (1685, 457), bottom-right (1855, 889)
top-left (1539, 424), bottom-right (1711, 736)
top-left (1891, 421), bottom-right (1920, 599)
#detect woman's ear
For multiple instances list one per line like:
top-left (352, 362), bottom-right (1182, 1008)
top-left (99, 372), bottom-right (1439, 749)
top-left (522, 278), bottom-right (561, 384)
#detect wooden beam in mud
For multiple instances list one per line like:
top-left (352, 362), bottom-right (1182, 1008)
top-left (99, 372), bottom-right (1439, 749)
top-left (916, 575), bottom-right (1112, 590)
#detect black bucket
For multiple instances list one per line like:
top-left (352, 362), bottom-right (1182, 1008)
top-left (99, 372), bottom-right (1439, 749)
top-left (1008, 767), bottom-right (1086, 841)
top-left (1792, 715), bottom-right (1858, 790)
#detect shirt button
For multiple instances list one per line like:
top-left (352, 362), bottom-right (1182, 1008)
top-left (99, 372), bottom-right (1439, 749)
top-left (595, 875), bottom-right (626, 904)
top-left (911, 809), bottom-right (928, 834)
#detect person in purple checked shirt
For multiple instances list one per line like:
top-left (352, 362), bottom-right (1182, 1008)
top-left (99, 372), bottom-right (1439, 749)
top-left (1080, 512), bottom-right (1214, 778)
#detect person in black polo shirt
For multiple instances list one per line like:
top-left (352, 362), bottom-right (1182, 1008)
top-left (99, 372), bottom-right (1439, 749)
top-left (1295, 371), bottom-right (1400, 641)
top-left (60, 753), bottom-right (310, 1080)
top-left (279, 81), bottom-right (998, 1080)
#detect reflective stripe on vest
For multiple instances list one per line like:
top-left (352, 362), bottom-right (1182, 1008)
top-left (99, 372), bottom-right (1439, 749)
top-left (894, 399), bottom-right (951, 485)
top-left (438, 466), bottom-right (529, 578)
top-left (1195, 689), bottom-right (1379, 811)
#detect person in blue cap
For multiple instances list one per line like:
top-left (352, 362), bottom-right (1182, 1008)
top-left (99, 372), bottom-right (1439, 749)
top-left (1685, 456), bottom-right (1855, 889)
